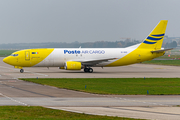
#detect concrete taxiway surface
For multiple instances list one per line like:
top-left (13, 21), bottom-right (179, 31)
top-left (0, 79), bottom-right (180, 120)
top-left (0, 57), bottom-right (180, 119)
top-left (1, 60), bottom-right (180, 78)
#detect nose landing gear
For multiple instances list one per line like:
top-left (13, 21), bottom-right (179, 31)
top-left (20, 69), bottom-right (24, 73)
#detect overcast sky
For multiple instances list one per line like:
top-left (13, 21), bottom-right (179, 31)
top-left (0, 0), bottom-right (179, 44)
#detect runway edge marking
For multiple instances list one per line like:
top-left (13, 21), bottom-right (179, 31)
top-left (0, 93), bottom-right (28, 106)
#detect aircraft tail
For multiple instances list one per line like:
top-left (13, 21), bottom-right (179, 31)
top-left (138, 20), bottom-right (168, 50)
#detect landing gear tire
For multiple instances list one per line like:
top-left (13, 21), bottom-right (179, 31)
top-left (84, 68), bottom-right (93, 73)
top-left (88, 68), bottom-right (93, 73)
top-left (20, 69), bottom-right (24, 73)
top-left (84, 68), bottom-right (89, 72)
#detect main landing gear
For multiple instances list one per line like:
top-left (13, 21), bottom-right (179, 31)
top-left (20, 69), bottom-right (24, 73)
top-left (84, 67), bottom-right (93, 73)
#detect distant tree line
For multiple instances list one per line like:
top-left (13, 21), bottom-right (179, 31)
top-left (0, 40), bottom-right (140, 49)
top-left (164, 41), bottom-right (177, 48)
top-left (0, 39), bottom-right (177, 49)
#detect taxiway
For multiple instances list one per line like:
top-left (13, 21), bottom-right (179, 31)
top-left (0, 57), bottom-right (180, 120)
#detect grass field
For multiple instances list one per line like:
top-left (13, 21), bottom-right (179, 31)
top-left (143, 60), bottom-right (180, 66)
top-left (158, 54), bottom-right (180, 59)
top-left (0, 106), bottom-right (135, 120)
top-left (20, 78), bottom-right (180, 95)
top-left (0, 50), bottom-right (17, 57)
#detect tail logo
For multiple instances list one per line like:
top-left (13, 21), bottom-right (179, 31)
top-left (143, 33), bottom-right (165, 44)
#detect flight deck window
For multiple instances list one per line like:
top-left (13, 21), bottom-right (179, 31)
top-left (11, 54), bottom-right (18, 57)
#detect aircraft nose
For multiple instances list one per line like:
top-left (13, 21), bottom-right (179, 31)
top-left (3, 57), bottom-right (10, 64)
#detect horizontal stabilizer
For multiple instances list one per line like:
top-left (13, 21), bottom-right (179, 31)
top-left (151, 48), bottom-right (173, 53)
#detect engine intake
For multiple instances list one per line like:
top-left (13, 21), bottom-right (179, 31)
top-left (65, 61), bottom-right (82, 70)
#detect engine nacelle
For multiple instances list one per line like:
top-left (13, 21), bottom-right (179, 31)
top-left (65, 61), bottom-right (82, 70)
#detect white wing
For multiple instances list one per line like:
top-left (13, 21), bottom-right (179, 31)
top-left (70, 58), bottom-right (117, 66)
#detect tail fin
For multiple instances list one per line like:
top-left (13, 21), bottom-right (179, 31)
top-left (138, 20), bottom-right (168, 50)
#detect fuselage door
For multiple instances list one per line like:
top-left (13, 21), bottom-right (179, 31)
top-left (25, 51), bottom-right (30, 61)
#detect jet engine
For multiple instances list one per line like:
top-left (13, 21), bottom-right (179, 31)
top-left (65, 61), bottom-right (82, 70)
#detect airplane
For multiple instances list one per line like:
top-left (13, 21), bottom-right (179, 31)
top-left (3, 20), bottom-right (171, 73)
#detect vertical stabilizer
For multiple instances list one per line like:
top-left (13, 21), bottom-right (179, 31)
top-left (138, 20), bottom-right (168, 50)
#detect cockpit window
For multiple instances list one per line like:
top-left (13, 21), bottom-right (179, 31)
top-left (10, 54), bottom-right (18, 57)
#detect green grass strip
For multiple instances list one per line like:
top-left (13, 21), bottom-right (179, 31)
top-left (0, 50), bottom-right (17, 57)
top-left (0, 106), bottom-right (136, 120)
top-left (20, 78), bottom-right (180, 95)
top-left (143, 60), bottom-right (180, 66)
